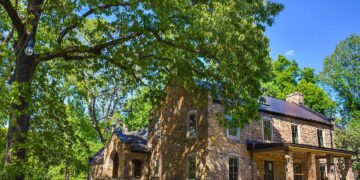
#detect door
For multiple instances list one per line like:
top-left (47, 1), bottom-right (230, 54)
top-left (264, 161), bottom-right (274, 180)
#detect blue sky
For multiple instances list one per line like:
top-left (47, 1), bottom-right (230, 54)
top-left (265, 0), bottom-right (360, 72)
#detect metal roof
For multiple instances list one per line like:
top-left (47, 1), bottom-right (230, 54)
top-left (259, 96), bottom-right (331, 125)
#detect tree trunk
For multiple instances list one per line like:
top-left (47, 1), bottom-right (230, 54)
top-left (5, 36), bottom-right (37, 179)
top-left (88, 98), bottom-right (106, 144)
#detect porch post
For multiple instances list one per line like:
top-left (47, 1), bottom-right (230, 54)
top-left (285, 151), bottom-right (294, 180)
top-left (306, 153), bottom-right (316, 179)
top-left (344, 157), bottom-right (355, 180)
top-left (251, 153), bottom-right (259, 180)
top-left (326, 155), bottom-right (335, 180)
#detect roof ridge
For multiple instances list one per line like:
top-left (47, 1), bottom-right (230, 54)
top-left (298, 104), bottom-right (330, 122)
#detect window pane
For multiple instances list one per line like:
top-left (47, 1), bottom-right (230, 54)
top-left (188, 155), bottom-right (196, 179)
top-left (154, 159), bottom-right (159, 176)
top-left (229, 157), bottom-right (239, 180)
top-left (294, 163), bottom-right (302, 173)
top-left (317, 130), bottom-right (324, 147)
top-left (263, 120), bottom-right (271, 141)
top-left (292, 125), bottom-right (299, 144)
top-left (228, 128), bottom-right (238, 137)
top-left (188, 112), bottom-right (197, 136)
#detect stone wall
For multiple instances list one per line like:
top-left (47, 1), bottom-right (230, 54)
top-left (263, 112), bottom-right (333, 147)
top-left (148, 85), bottom-right (209, 179)
top-left (89, 133), bottom-right (149, 180)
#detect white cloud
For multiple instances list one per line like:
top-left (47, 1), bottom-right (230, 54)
top-left (285, 50), bottom-right (295, 56)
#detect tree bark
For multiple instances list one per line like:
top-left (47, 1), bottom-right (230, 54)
top-left (88, 97), bottom-right (106, 144)
top-left (5, 35), bottom-right (37, 179)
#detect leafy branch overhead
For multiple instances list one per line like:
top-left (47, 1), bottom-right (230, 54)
top-left (0, 0), bottom-right (283, 178)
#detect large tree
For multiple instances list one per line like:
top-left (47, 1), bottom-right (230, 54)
top-left (320, 34), bottom-right (360, 124)
top-left (321, 34), bottom-right (360, 172)
top-left (0, 0), bottom-right (283, 178)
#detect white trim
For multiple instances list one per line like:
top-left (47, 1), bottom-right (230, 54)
top-left (317, 128), bottom-right (325, 147)
top-left (228, 154), bottom-right (241, 180)
top-left (187, 110), bottom-right (197, 138)
top-left (290, 123), bottom-right (301, 144)
top-left (262, 117), bottom-right (273, 142)
top-left (227, 128), bottom-right (241, 140)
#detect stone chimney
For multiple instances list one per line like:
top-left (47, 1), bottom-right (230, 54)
top-left (285, 92), bottom-right (304, 105)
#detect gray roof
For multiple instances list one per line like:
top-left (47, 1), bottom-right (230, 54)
top-left (259, 96), bottom-right (331, 125)
top-left (89, 129), bottom-right (149, 165)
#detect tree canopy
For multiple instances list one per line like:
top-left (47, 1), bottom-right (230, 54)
top-left (0, 0), bottom-right (283, 178)
top-left (262, 55), bottom-right (336, 116)
top-left (320, 34), bottom-right (360, 124)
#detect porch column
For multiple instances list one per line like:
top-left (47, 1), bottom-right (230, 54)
top-left (326, 155), bottom-right (335, 180)
top-left (251, 153), bottom-right (259, 180)
top-left (306, 153), bottom-right (316, 179)
top-left (285, 151), bottom-right (294, 180)
top-left (344, 157), bottom-right (355, 180)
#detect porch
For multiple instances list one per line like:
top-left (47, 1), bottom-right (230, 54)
top-left (247, 142), bottom-right (356, 180)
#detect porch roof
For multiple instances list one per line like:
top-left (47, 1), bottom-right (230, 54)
top-left (247, 141), bottom-right (356, 158)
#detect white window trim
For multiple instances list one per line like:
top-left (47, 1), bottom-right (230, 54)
top-left (317, 128), bottom-right (326, 147)
top-left (228, 154), bottom-right (241, 180)
top-left (227, 128), bottom-right (241, 140)
top-left (155, 120), bottom-right (161, 138)
top-left (291, 123), bottom-right (301, 144)
top-left (187, 152), bottom-right (197, 180)
top-left (153, 157), bottom-right (160, 177)
top-left (187, 110), bottom-right (197, 138)
top-left (262, 117), bottom-right (273, 142)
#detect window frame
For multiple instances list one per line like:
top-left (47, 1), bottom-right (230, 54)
top-left (228, 154), bottom-right (240, 180)
top-left (317, 129), bottom-right (325, 147)
top-left (262, 117), bottom-right (273, 142)
top-left (187, 110), bottom-right (197, 138)
top-left (155, 120), bottom-right (161, 138)
top-left (227, 128), bottom-right (240, 140)
top-left (291, 124), bottom-right (300, 144)
top-left (153, 158), bottom-right (160, 177)
top-left (187, 153), bottom-right (197, 180)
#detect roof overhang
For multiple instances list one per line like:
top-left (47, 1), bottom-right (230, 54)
top-left (247, 142), bottom-right (356, 158)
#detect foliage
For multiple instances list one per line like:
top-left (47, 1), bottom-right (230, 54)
top-left (262, 55), bottom-right (336, 116)
top-left (1, 0), bottom-right (283, 178)
top-left (320, 34), bottom-right (360, 124)
top-left (321, 34), bottom-right (360, 172)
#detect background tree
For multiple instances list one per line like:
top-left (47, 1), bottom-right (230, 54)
top-left (320, 34), bottom-right (360, 124)
top-left (0, 0), bottom-right (283, 178)
top-left (263, 55), bottom-right (336, 116)
top-left (321, 34), bottom-right (360, 172)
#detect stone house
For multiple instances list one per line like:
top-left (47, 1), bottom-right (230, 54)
top-left (89, 85), bottom-right (357, 180)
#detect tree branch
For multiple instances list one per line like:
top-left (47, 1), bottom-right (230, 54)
top-left (37, 32), bottom-right (142, 62)
top-left (56, 2), bottom-right (130, 44)
top-left (0, 0), bottom-right (25, 35)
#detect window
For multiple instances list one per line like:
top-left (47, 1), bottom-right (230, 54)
top-left (153, 159), bottom-right (159, 177)
top-left (187, 110), bottom-right (197, 137)
top-left (187, 154), bottom-right (197, 179)
top-left (317, 129), bottom-right (324, 147)
top-left (227, 128), bottom-right (240, 139)
top-left (291, 124), bottom-right (299, 144)
top-left (229, 156), bottom-right (239, 180)
top-left (155, 121), bottom-right (161, 138)
top-left (263, 119), bottom-right (272, 141)
top-left (112, 152), bottom-right (119, 178)
top-left (294, 163), bottom-right (303, 180)
top-left (132, 159), bottom-right (142, 177)
top-left (264, 161), bottom-right (274, 180)
top-left (320, 164), bottom-right (326, 180)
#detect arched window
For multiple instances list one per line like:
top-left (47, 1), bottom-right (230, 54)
top-left (132, 159), bottom-right (142, 177)
top-left (112, 152), bottom-right (119, 178)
